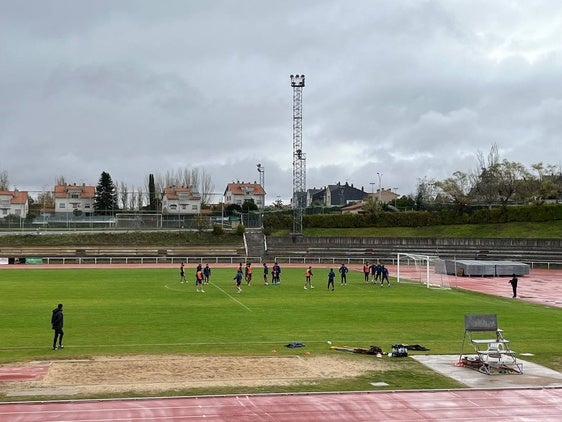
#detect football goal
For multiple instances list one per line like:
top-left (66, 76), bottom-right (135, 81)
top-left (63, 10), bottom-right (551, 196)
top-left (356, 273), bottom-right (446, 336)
top-left (396, 253), bottom-right (450, 289)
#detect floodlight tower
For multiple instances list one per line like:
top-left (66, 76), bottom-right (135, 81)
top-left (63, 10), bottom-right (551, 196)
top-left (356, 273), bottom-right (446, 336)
top-left (290, 74), bottom-right (306, 234)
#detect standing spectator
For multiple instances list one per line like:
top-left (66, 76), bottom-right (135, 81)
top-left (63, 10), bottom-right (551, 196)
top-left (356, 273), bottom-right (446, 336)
top-left (179, 263), bottom-right (186, 283)
top-left (508, 274), bottom-right (518, 298)
top-left (380, 264), bottom-right (390, 287)
top-left (304, 266), bottom-right (314, 289)
top-left (51, 303), bottom-right (64, 350)
top-left (233, 269), bottom-right (243, 293)
top-left (195, 267), bottom-right (205, 292)
top-left (272, 262), bottom-right (281, 285)
top-left (363, 263), bottom-right (371, 283)
top-left (263, 263), bottom-right (269, 285)
top-left (203, 264), bottom-right (211, 284)
top-left (327, 268), bottom-right (336, 291)
top-left (339, 263), bottom-right (348, 286)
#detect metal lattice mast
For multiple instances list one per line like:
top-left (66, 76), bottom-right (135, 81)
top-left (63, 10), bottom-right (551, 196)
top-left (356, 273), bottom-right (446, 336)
top-left (290, 74), bottom-right (306, 234)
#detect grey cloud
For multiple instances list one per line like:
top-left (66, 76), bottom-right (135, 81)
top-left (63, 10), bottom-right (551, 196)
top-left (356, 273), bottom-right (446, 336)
top-left (1, 1), bottom-right (561, 203)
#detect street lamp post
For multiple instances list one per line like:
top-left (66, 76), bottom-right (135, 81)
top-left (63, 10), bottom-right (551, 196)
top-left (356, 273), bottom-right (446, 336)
top-left (221, 197), bottom-right (225, 229)
top-left (377, 172), bottom-right (383, 203)
top-left (369, 182), bottom-right (376, 201)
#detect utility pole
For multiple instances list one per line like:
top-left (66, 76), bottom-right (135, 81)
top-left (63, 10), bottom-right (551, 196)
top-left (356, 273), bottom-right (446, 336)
top-left (256, 163), bottom-right (265, 212)
top-left (291, 74), bottom-right (306, 235)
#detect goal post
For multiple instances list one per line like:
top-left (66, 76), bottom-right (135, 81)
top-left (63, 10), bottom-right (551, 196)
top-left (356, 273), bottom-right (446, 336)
top-left (396, 253), bottom-right (450, 289)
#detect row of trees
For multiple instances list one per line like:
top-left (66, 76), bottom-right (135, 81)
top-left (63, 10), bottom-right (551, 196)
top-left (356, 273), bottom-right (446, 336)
top-left (413, 145), bottom-right (562, 212)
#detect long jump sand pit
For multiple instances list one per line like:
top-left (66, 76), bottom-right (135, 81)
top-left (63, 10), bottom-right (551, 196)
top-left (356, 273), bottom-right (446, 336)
top-left (2, 354), bottom-right (388, 397)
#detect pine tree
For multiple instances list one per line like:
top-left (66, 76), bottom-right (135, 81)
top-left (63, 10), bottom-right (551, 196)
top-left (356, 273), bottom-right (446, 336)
top-left (94, 171), bottom-right (118, 215)
top-left (148, 173), bottom-right (157, 211)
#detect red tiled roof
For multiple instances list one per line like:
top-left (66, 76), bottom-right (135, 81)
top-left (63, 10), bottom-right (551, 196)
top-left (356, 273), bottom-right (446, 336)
top-left (341, 202), bottom-right (365, 211)
top-left (0, 190), bottom-right (29, 204)
top-left (54, 184), bottom-right (95, 198)
top-left (225, 182), bottom-right (266, 196)
top-left (162, 186), bottom-right (201, 200)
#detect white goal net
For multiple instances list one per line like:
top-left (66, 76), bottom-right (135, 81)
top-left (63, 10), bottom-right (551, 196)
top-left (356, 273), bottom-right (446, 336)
top-left (396, 253), bottom-right (450, 289)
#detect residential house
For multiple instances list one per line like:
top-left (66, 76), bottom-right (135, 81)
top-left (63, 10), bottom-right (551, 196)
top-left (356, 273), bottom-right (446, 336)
top-left (224, 181), bottom-right (266, 208)
top-left (161, 186), bottom-right (201, 214)
top-left (306, 187), bottom-right (322, 207)
top-left (308, 182), bottom-right (368, 207)
top-left (54, 183), bottom-right (95, 216)
top-left (0, 189), bottom-right (29, 219)
top-left (369, 188), bottom-right (399, 205)
top-left (340, 202), bottom-right (366, 215)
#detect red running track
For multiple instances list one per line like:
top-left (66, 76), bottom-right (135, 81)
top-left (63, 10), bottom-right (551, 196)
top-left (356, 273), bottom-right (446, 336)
top-left (1, 388), bottom-right (562, 421)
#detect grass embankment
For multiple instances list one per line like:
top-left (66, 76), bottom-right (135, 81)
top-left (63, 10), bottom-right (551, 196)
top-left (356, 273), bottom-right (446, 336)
top-left (1, 267), bottom-right (560, 400)
top-left (0, 231), bottom-right (242, 247)
top-left (1, 220), bottom-right (560, 248)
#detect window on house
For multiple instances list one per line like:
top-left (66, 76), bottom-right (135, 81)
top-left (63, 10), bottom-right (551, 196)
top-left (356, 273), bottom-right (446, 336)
top-left (59, 203), bottom-right (66, 209)
top-left (191, 205), bottom-right (198, 210)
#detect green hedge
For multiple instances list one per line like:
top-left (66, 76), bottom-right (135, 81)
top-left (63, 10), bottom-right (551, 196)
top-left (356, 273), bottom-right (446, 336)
top-left (263, 203), bottom-right (562, 230)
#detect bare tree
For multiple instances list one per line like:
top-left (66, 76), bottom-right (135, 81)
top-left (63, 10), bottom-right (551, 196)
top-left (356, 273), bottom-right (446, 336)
top-left (0, 170), bottom-right (9, 190)
top-left (119, 181), bottom-right (129, 210)
top-left (134, 187), bottom-right (145, 211)
top-left (55, 175), bottom-right (66, 186)
top-left (148, 167), bottom-right (215, 207)
top-left (472, 144), bottom-right (501, 207)
top-left (37, 190), bottom-right (54, 211)
top-left (199, 168), bottom-right (214, 206)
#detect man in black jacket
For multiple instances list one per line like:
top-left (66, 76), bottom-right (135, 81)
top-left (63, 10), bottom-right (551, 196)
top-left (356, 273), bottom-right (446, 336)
top-left (508, 274), bottom-right (518, 298)
top-left (51, 303), bottom-right (64, 350)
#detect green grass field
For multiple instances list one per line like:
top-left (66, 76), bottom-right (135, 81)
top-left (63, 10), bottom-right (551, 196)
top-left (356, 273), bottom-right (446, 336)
top-left (1, 266), bottom-right (560, 398)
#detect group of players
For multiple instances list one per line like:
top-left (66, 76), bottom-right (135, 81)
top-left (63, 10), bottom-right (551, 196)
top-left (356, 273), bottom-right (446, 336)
top-left (361, 262), bottom-right (391, 286)
top-left (179, 260), bottom-right (390, 293)
top-left (179, 262), bottom-right (212, 292)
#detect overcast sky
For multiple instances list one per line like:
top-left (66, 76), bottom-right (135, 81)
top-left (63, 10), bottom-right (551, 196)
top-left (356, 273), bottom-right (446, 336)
top-left (1, 0), bottom-right (561, 204)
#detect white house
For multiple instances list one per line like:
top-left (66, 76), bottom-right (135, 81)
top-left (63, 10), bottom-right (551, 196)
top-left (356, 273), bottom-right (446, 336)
top-left (54, 183), bottom-right (95, 216)
top-left (161, 186), bottom-right (201, 214)
top-left (224, 181), bottom-right (266, 208)
top-left (0, 189), bottom-right (29, 219)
